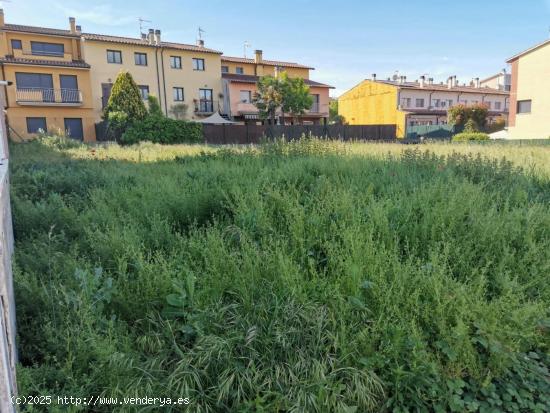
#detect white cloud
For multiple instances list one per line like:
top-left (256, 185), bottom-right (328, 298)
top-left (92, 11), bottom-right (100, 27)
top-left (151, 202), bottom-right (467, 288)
top-left (54, 3), bottom-right (137, 27)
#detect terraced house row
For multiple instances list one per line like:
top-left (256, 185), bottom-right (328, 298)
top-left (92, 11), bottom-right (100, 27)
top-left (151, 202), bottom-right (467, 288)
top-left (0, 10), bottom-right (332, 141)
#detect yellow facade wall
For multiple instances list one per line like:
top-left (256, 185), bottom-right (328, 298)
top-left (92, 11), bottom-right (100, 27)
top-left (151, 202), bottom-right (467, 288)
top-left (0, 31), bottom-right (81, 62)
top-left (338, 80), bottom-right (406, 137)
top-left (508, 44), bottom-right (550, 139)
top-left (82, 40), bottom-right (223, 121)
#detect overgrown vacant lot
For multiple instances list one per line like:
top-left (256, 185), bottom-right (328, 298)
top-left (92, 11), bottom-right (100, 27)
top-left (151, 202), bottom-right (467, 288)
top-left (11, 138), bottom-right (550, 412)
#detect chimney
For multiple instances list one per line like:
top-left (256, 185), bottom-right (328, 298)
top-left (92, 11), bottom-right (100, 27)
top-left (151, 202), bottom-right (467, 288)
top-left (453, 76), bottom-right (458, 88)
top-left (419, 75), bottom-right (425, 88)
top-left (0, 9), bottom-right (4, 28)
top-left (372, 73), bottom-right (377, 81)
top-left (141, 33), bottom-right (147, 41)
top-left (428, 77), bottom-right (433, 85)
top-left (154, 29), bottom-right (161, 45)
top-left (474, 77), bottom-right (480, 88)
top-left (254, 49), bottom-right (263, 63)
top-left (447, 76), bottom-right (453, 89)
top-left (147, 29), bottom-right (154, 44)
top-left (76, 25), bottom-right (82, 33)
top-left (69, 17), bottom-right (76, 34)
top-left (197, 39), bottom-right (204, 47)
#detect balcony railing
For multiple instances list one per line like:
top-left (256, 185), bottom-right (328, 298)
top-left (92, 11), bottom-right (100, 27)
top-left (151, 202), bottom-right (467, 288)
top-left (16, 88), bottom-right (83, 105)
top-left (194, 99), bottom-right (218, 114)
top-left (310, 102), bottom-right (320, 113)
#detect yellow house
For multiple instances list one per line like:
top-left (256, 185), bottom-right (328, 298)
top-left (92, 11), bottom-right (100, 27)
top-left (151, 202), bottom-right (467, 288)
top-left (339, 76), bottom-right (509, 138)
top-left (507, 39), bottom-right (550, 139)
top-left (81, 31), bottom-right (223, 122)
top-left (0, 10), bottom-right (96, 141)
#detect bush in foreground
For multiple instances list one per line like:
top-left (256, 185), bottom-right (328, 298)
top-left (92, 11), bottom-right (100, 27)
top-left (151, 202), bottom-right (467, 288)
top-left (120, 115), bottom-right (203, 145)
top-left (10, 140), bottom-right (550, 412)
top-left (453, 132), bottom-right (490, 142)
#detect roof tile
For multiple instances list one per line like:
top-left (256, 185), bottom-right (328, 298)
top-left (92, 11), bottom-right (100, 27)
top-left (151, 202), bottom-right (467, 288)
top-left (221, 56), bottom-right (313, 70)
top-left (222, 73), bottom-right (332, 88)
top-left (0, 57), bottom-right (90, 68)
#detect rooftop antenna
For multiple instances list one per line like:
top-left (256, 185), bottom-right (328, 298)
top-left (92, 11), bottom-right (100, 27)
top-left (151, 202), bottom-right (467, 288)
top-left (138, 17), bottom-right (152, 35)
top-left (243, 41), bottom-right (251, 58)
top-left (198, 26), bottom-right (205, 41)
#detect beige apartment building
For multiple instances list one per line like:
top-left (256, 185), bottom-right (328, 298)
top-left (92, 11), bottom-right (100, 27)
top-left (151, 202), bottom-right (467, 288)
top-left (507, 39), bottom-right (550, 139)
top-left (81, 30), bottom-right (223, 121)
top-left (0, 9), bottom-right (328, 140)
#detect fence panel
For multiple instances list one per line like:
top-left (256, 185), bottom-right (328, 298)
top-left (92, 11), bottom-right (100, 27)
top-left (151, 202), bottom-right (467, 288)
top-left (0, 81), bottom-right (16, 413)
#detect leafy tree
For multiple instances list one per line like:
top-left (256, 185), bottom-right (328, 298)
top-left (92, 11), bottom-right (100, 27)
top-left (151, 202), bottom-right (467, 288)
top-left (448, 103), bottom-right (489, 131)
top-left (147, 95), bottom-right (164, 117)
top-left (170, 103), bottom-right (188, 120)
top-left (254, 75), bottom-right (283, 125)
top-left (104, 71), bottom-right (147, 122)
top-left (329, 100), bottom-right (345, 124)
top-left (282, 76), bottom-right (313, 124)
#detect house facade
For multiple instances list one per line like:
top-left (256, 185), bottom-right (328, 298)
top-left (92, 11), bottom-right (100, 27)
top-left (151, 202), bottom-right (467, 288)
top-left (480, 70), bottom-right (511, 91)
top-left (0, 10), bottom-right (327, 141)
top-left (507, 39), bottom-right (550, 139)
top-left (81, 31), bottom-right (223, 122)
top-left (220, 50), bottom-right (332, 124)
top-left (338, 75), bottom-right (509, 137)
top-left (0, 11), bottom-right (96, 141)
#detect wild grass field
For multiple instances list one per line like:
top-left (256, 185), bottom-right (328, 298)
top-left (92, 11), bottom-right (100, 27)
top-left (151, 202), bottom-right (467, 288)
top-left (10, 137), bottom-right (550, 412)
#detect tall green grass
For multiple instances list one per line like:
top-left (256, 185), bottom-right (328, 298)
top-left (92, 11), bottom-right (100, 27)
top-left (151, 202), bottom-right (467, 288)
top-left (11, 138), bottom-right (550, 412)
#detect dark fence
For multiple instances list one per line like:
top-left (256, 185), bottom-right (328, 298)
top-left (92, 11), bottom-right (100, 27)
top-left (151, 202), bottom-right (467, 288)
top-left (94, 122), bottom-right (397, 144)
top-left (203, 124), bottom-right (397, 144)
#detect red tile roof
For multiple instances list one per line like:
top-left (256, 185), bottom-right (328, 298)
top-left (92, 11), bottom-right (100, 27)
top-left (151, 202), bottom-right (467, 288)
top-left (221, 56), bottom-right (314, 70)
top-left (2, 23), bottom-right (80, 38)
top-left (0, 57), bottom-right (90, 68)
top-left (377, 80), bottom-right (509, 95)
top-left (82, 33), bottom-right (222, 54)
top-left (222, 73), bottom-right (333, 88)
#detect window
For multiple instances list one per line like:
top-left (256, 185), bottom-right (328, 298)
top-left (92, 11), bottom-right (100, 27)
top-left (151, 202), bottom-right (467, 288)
top-left (235, 67), bottom-right (244, 74)
top-left (310, 94), bottom-right (320, 112)
top-left (64, 118), bottom-right (84, 140)
top-left (26, 117), bottom-right (47, 134)
top-left (173, 87), bottom-right (184, 101)
top-left (415, 98), bottom-right (425, 108)
top-left (221, 65), bottom-right (229, 73)
top-left (16, 73), bottom-right (54, 102)
top-left (486, 101), bottom-right (492, 109)
top-left (134, 52), bottom-right (147, 66)
top-left (11, 39), bottom-right (22, 50)
top-left (192, 58), bottom-right (205, 71)
top-left (239, 90), bottom-right (252, 103)
top-left (60, 75), bottom-right (79, 103)
top-left (170, 56), bottom-right (182, 69)
top-left (447, 99), bottom-right (454, 107)
top-left (107, 50), bottom-right (122, 64)
top-left (494, 101), bottom-right (502, 111)
top-left (30, 41), bottom-right (64, 57)
top-left (138, 85), bottom-right (149, 100)
top-left (401, 98), bottom-right (411, 108)
top-left (517, 100), bottom-right (532, 114)
top-left (432, 99), bottom-right (441, 108)
top-left (199, 88), bottom-right (213, 112)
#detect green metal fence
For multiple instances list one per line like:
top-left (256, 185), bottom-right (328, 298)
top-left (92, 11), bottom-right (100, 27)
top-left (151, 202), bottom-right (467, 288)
top-left (406, 124), bottom-right (455, 140)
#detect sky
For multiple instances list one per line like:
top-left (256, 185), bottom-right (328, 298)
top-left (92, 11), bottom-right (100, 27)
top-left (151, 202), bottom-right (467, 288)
top-left (4, 0), bottom-right (550, 96)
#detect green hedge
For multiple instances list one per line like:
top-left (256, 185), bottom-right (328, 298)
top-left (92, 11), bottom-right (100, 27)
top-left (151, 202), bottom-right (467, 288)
top-left (452, 132), bottom-right (490, 142)
top-left (120, 115), bottom-right (203, 145)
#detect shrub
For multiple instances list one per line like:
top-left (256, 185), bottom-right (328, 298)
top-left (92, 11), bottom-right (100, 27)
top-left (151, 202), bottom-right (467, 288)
top-left (486, 118), bottom-right (506, 134)
top-left (103, 71), bottom-right (146, 122)
top-left (448, 103), bottom-right (489, 130)
top-left (452, 132), bottom-right (490, 142)
top-left (147, 95), bottom-right (163, 117)
top-left (170, 103), bottom-right (188, 120)
top-left (120, 115), bottom-right (203, 145)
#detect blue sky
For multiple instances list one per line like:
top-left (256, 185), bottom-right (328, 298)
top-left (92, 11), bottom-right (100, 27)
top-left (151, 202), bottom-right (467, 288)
top-left (5, 0), bottom-right (550, 96)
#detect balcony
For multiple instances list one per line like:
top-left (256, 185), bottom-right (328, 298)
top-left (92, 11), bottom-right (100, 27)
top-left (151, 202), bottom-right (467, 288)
top-left (237, 102), bottom-right (258, 114)
top-left (14, 49), bottom-right (73, 62)
top-left (16, 88), bottom-right (83, 106)
top-left (194, 99), bottom-right (218, 114)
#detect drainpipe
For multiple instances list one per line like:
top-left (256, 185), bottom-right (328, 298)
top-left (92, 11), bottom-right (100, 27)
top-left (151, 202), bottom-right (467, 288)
top-left (154, 47), bottom-right (162, 114)
top-left (160, 47), bottom-right (168, 115)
